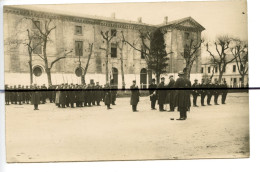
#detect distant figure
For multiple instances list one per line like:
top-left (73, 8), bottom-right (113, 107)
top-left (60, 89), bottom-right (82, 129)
top-left (130, 80), bottom-right (140, 112)
top-left (200, 79), bottom-right (207, 106)
top-left (149, 78), bottom-right (157, 110)
top-left (192, 79), bottom-right (199, 107)
top-left (167, 75), bottom-right (176, 112)
top-left (221, 80), bottom-right (228, 104)
top-left (110, 79), bottom-right (117, 105)
top-left (104, 83), bottom-right (112, 110)
top-left (31, 84), bottom-right (40, 110)
top-left (175, 71), bottom-right (191, 120)
top-left (213, 80), bottom-right (220, 105)
top-left (206, 79), bottom-right (213, 106)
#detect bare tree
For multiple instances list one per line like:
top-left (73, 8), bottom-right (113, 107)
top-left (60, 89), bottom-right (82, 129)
top-left (231, 39), bottom-right (248, 87)
top-left (122, 29), bottom-right (172, 84)
top-left (79, 43), bottom-right (94, 84)
top-left (100, 30), bottom-right (116, 83)
top-left (206, 35), bottom-right (235, 83)
top-left (116, 40), bottom-right (126, 89)
top-left (181, 38), bottom-right (203, 79)
top-left (29, 18), bottom-right (72, 86)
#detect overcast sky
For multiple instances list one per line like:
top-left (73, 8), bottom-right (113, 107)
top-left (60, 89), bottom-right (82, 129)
top-left (12, 0), bottom-right (248, 41)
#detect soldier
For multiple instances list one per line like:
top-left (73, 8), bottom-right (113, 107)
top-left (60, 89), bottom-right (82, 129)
top-left (206, 79), bottom-right (213, 106)
top-left (213, 80), bottom-right (220, 105)
top-left (55, 85), bottom-right (61, 107)
top-left (31, 84), bottom-right (40, 110)
top-left (13, 85), bottom-right (17, 104)
top-left (110, 79), bottom-right (117, 105)
top-left (41, 84), bottom-right (47, 104)
top-left (17, 85), bottom-right (22, 105)
top-left (5, 85), bottom-right (11, 105)
top-left (192, 79), bottom-right (199, 107)
top-left (130, 80), bottom-right (140, 112)
top-left (175, 71), bottom-right (191, 120)
top-left (104, 82), bottom-right (112, 110)
top-left (48, 84), bottom-right (54, 103)
top-left (21, 85), bottom-right (25, 104)
top-left (60, 85), bottom-right (67, 108)
top-left (25, 85), bottom-right (31, 104)
top-left (95, 82), bottom-right (102, 106)
top-left (149, 79), bottom-right (157, 110)
top-left (167, 75), bottom-right (176, 112)
top-left (157, 77), bottom-right (167, 111)
top-left (68, 84), bottom-right (76, 108)
top-left (221, 80), bottom-right (228, 104)
top-left (91, 82), bottom-right (96, 106)
top-left (200, 79), bottom-right (207, 106)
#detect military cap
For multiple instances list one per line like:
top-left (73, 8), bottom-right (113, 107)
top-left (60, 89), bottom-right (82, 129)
top-left (161, 77), bottom-right (165, 80)
top-left (194, 79), bottom-right (198, 81)
top-left (133, 80), bottom-right (136, 83)
top-left (178, 71), bottom-right (184, 75)
top-left (169, 75), bottom-right (173, 79)
top-left (152, 78), bottom-right (156, 82)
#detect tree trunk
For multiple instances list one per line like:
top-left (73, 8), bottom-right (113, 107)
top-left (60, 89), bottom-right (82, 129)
top-left (241, 74), bottom-right (245, 88)
top-left (28, 52), bottom-right (33, 85)
top-left (105, 42), bottom-right (109, 83)
top-left (186, 63), bottom-right (192, 80)
top-left (81, 75), bottom-right (86, 85)
top-left (218, 71), bottom-right (224, 83)
top-left (120, 50), bottom-right (125, 89)
top-left (156, 73), bottom-right (160, 84)
top-left (46, 68), bottom-right (52, 86)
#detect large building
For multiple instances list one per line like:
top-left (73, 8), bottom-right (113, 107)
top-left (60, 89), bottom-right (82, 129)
top-left (201, 55), bottom-right (248, 87)
top-left (4, 6), bottom-right (205, 87)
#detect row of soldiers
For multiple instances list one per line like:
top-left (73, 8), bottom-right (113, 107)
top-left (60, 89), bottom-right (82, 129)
top-left (4, 81), bottom-right (117, 110)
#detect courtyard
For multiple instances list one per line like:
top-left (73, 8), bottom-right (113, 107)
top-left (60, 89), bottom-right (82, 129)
top-left (5, 92), bottom-right (249, 162)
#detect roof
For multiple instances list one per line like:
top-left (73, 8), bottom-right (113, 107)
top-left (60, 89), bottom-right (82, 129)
top-left (4, 6), bottom-right (205, 31)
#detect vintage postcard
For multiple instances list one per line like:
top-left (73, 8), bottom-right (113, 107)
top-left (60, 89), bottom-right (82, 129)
top-left (3, 0), bottom-right (249, 162)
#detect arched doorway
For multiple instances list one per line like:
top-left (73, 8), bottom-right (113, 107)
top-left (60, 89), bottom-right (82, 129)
top-left (140, 68), bottom-right (147, 89)
top-left (112, 67), bottom-right (118, 86)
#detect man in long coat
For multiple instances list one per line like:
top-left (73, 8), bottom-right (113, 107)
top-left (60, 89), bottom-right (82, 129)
top-left (31, 84), bottom-right (41, 110)
top-left (221, 80), bottom-right (228, 104)
top-left (200, 79), bottom-right (207, 106)
top-left (192, 79), bottom-right (199, 107)
top-left (130, 80), bottom-right (140, 112)
top-left (5, 85), bottom-right (11, 105)
top-left (95, 82), bottom-right (102, 106)
top-left (149, 79), bottom-right (157, 110)
top-left (175, 71), bottom-right (191, 120)
top-left (157, 77), bottom-right (167, 111)
top-left (110, 79), bottom-right (117, 105)
top-left (104, 83), bottom-right (112, 110)
top-left (167, 75), bottom-right (176, 111)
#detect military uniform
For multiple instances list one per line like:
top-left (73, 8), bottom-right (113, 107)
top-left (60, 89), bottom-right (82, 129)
top-left (191, 80), bottom-right (199, 107)
top-left (31, 86), bottom-right (40, 110)
top-left (167, 78), bottom-right (176, 111)
top-left (221, 82), bottom-right (228, 104)
top-left (130, 81), bottom-right (140, 112)
top-left (206, 82), bottom-right (213, 105)
top-left (149, 81), bottom-right (157, 110)
top-left (200, 81), bottom-right (207, 106)
top-left (213, 82), bottom-right (220, 105)
top-left (104, 84), bottom-right (112, 109)
top-left (157, 78), bottom-right (167, 111)
top-left (175, 72), bottom-right (191, 120)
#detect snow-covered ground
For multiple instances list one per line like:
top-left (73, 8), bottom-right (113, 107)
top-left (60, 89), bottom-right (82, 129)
top-left (5, 92), bottom-right (249, 162)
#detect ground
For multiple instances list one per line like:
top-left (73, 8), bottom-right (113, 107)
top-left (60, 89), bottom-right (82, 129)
top-left (5, 92), bottom-right (249, 162)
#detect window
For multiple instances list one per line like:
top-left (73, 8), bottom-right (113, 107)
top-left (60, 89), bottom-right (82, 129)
top-left (75, 26), bottom-right (82, 35)
top-left (75, 41), bottom-right (83, 56)
top-left (184, 32), bottom-right (190, 39)
top-left (32, 38), bottom-right (42, 54)
top-left (32, 21), bottom-right (40, 30)
top-left (33, 66), bottom-right (43, 77)
top-left (234, 78), bottom-right (237, 83)
top-left (201, 67), bottom-right (204, 73)
top-left (111, 29), bottom-right (117, 37)
top-left (111, 43), bottom-right (117, 58)
top-left (141, 46), bottom-right (145, 59)
top-left (233, 65), bottom-right (236, 72)
top-left (208, 67), bottom-right (211, 73)
top-left (215, 67), bottom-right (218, 73)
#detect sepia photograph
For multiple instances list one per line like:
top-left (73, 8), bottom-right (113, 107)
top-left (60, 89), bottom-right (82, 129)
top-left (3, 0), bottom-right (249, 163)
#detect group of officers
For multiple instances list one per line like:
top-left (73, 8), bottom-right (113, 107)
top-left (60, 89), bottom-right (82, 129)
top-left (5, 71), bottom-right (229, 121)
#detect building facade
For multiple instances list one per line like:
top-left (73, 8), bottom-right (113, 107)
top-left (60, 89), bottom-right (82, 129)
top-left (4, 6), bottom-right (205, 87)
top-left (201, 56), bottom-right (248, 87)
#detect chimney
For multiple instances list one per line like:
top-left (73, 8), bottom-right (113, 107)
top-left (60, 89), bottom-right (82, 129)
top-left (111, 12), bottom-right (115, 19)
top-left (164, 16), bottom-right (168, 24)
top-left (137, 17), bottom-right (142, 23)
